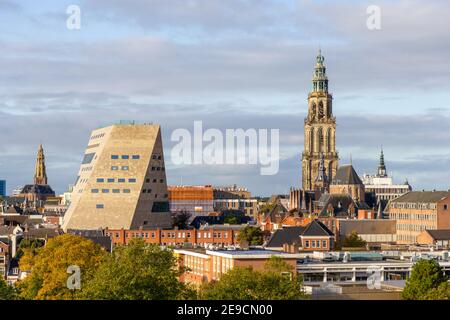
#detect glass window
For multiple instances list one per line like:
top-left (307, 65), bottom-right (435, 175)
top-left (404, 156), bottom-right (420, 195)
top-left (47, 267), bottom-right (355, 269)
top-left (91, 189), bottom-right (99, 193)
top-left (118, 178), bottom-right (125, 183)
top-left (97, 178), bottom-right (104, 183)
top-left (132, 155), bottom-right (140, 160)
top-left (102, 189), bottom-right (109, 193)
top-left (112, 189), bottom-right (120, 193)
top-left (111, 166), bottom-right (119, 170)
top-left (122, 166), bottom-right (129, 170)
top-left (82, 153), bottom-right (95, 164)
top-left (151, 201), bottom-right (169, 212)
top-left (96, 204), bottom-right (104, 209)
top-left (107, 178), bottom-right (115, 183)
top-left (160, 179), bottom-right (164, 183)
top-left (122, 155), bottom-right (129, 159)
top-left (111, 155), bottom-right (119, 159)
top-left (128, 178), bottom-right (136, 183)
top-left (123, 189), bottom-right (131, 193)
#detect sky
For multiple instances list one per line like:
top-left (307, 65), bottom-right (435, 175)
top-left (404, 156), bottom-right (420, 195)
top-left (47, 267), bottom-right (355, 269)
top-left (1, 0), bottom-right (450, 196)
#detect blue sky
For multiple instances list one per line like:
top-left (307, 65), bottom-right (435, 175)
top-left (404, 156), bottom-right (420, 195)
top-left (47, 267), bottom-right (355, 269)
top-left (1, 0), bottom-right (450, 196)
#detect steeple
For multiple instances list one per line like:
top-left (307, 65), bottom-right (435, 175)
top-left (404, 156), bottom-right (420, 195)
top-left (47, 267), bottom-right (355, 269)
top-left (312, 49), bottom-right (328, 93)
top-left (314, 153), bottom-right (329, 191)
top-left (377, 148), bottom-right (387, 178)
top-left (34, 144), bottom-right (48, 185)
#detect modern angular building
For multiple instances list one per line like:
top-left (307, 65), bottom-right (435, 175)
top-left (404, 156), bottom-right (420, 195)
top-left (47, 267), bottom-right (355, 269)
top-left (62, 121), bottom-right (172, 231)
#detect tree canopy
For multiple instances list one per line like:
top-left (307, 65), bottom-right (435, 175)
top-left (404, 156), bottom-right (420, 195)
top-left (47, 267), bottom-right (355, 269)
top-left (341, 231), bottom-right (367, 248)
top-left (200, 256), bottom-right (307, 300)
top-left (237, 226), bottom-right (263, 246)
top-left (16, 234), bottom-right (106, 300)
top-left (402, 259), bottom-right (450, 300)
top-left (0, 278), bottom-right (17, 300)
top-left (81, 238), bottom-right (196, 300)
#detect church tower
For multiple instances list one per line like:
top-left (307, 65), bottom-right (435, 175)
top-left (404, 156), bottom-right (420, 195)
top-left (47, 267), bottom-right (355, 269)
top-left (34, 144), bottom-right (48, 185)
top-left (377, 148), bottom-right (387, 178)
top-left (302, 50), bottom-right (339, 190)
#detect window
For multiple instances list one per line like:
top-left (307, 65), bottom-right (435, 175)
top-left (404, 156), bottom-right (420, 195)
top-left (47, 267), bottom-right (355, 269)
top-left (160, 179), bottom-right (164, 183)
top-left (444, 204), bottom-right (448, 210)
top-left (118, 178), bottom-right (125, 183)
top-left (82, 153), bottom-right (95, 164)
top-left (146, 178), bottom-right (150, 183)
top-left (111, 155), bottom-right (119, 159)
top-left (152, 155), bottom-right (157, 160)
top-left (102, 189), bottom-right (109, 193)
top-left (132, 155), bottom-right (140, 159)
top-left (323, 240), bottom-right (327, 248)
top-left (111, 166), bottom-right (119, 170)
top-left (107, 178), bottom-right (115, 183)
top-left (122, 155), bottom-right (129, 159)
top-left (142, 189), bottom-right (147, 193)
top-left (305, 240), bottom-right (309, 248)
top-left (152, 179), bottom-right (157, 183)
top-left (91, 189), bottom-right (99, 193)
top-left (123, 189), bottom-right (131, 193)
top-left (97, 178), bottom-right (104, 183)
top-left (112, 189), bottom-right (120, 193)
top-left (158, 156), bottom-right (162, 160)
top-left (151, 201), bottom-right (169, 212)
top-left (129, 178), bottom-right (136, 183)
top-left (122, 166), bottom-right (129, 170)
top-left (96, 204), bottom-right (104, 209)
top-left (151, 167), bottom-right (156, 171)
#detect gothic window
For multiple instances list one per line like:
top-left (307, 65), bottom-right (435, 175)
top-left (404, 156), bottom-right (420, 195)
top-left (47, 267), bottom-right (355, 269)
top-left (311, 103), bottom-right (316, 119)
top-left (328, 161), bottom-right (333, 179)
top-left (318, 101), bottom-right (324, 119)
top-left (327, 128), bottom-right (332, 152)
top-left (318, 128), bottom-right (324, 153)
top-left (310, 128), bottom-right (314, 152)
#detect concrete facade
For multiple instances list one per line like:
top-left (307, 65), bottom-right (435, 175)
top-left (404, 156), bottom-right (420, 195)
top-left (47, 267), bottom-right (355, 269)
top-left (62, 122), bottom-right (171, 231)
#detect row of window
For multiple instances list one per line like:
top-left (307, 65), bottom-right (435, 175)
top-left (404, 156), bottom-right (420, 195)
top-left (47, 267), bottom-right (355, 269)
top-left (111, 166), bottom-right (129, 170)
top-left (391, 203), bottom-right (438, 210)
top-left (304, 239), bottom-right (328, 248)
top-left (90, 133), bottom-right (105, 140)
top-left (97, 178), bottom-right (136, 183)
top-left (92, 189), bottom-right (131, 193)
top-left (111, 154), bottom-right (140, 160)
top-left (390, 212), bottom-right (437, 221)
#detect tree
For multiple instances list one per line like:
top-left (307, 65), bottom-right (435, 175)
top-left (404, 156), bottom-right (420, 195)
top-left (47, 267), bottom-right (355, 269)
top-left (15, 238), bottom-right (45, 260)
top-left (223, 215), bottom-right (239, 224)
top-left (81, 238), bottom-right (196, 300)
top-left (402, 259), bottom-right (450, 300)
top-left (172, 211), bottom-right (192, 229)
top-left (341, 231), bottom-right (367, 248)
top-left (200, 256), bottom-right (307, 300)
top-left (16, 234), bottom-right (107, 300)
top-left (237, 226), bottom-right (263, 246)
top-left (0, 278), bottom-right (17, 300)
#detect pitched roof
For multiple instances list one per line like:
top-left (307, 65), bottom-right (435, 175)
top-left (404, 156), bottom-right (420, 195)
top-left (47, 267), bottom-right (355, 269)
top-left (20, 184), bottom-right (55, 195)
top-left (265, 203), bottom-right (288, 221)
top-left (426, 229), bottom-right (450, 240)
top-left (390, 191), bottom-right (450, 204)
top-left (317, 193), bottom-right (356, 217)
top-left (332, 165), bottom-right (363, 185)
top-left (301, 219), bottom-right (334, 237)
top-left (265, 226), bottom-right (305, 248)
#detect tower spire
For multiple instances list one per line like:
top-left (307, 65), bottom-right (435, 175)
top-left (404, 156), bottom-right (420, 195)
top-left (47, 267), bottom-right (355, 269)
top-left (34, 144), bottom-right (48, 185)
top-left (377, 147), bottom-right (387, 177)
top-left (312, 49), bottom-right (328, 93)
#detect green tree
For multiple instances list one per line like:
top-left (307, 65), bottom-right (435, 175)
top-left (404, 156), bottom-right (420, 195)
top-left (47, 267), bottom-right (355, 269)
top-left (16, 234), bottom-right (106, 300)
top-left (237, 226), bottom-right (263, 246)
top-left (200, 256), bottom-right (307, 300)
top-left (15, 239), bottom-right (45, 260)
top-left (341, 231), bottom-right (367, 248)
top-left (224, 215), bottom-right (239, 224)
top-left (172, 210), bottom-right (191, 229)
top-left (81, 238), bottom-right (196, 300)
top-left (402, 259), bottom-right (450, 300)
top-left (0, 278), bottom-right (17, 300)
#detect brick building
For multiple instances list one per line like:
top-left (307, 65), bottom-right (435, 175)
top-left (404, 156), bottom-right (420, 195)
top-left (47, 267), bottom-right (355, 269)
top-left (387, 191), bottom-right (450, 244)
top-left (105, 224), bottom-right (246, 248)
top-left (175, 249), bottom-right (302, 286)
